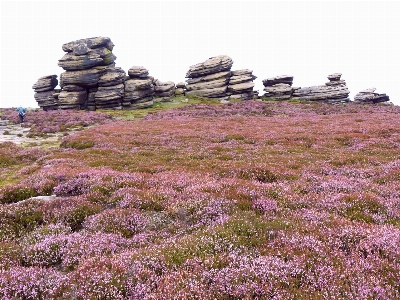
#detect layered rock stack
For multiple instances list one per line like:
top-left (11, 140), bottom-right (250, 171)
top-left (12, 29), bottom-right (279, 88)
top-left (154, 80), bottom-right (175, 102)
top-left (58, 36), bottom-right (120, 109)
top-left (262, 75), bottom-right (295, 101)
top-left (354, 88), bottom-right (390, 104)
top-left (291, 73), bottom-right (350, 104)
top-left (175, 82), bottom-right (186, 96)
top-left (32, 75), bottom-right (59, 110)
top-left (123, 66), bottom-right (155, 109)
top-left (185, 55), bottom-right (233, 99)
top-left (228, 69), bottom-right (256, 100)
top-left (95, 66), bottom-right (125, 109)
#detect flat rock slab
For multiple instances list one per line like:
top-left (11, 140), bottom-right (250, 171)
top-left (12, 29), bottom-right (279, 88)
top-left (262, 75), bottom-right (293, 87)
top-left (327, 73), bottom-right (342, 81)
top-left (128, 66), bottom-right (149, 78)
top-left (62, 36), bottom-right (114, 53)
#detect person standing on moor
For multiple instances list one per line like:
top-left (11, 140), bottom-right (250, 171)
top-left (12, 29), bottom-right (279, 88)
top-left (16, 106), bottom-right (27, 123)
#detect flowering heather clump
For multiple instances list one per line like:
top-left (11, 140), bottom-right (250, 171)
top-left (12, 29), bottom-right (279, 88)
top-left (1, 101), bottom-right (400, 298)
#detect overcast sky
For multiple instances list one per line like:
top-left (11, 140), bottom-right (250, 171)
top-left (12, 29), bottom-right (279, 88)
top-left (1, 0), bottom-right (399, 108)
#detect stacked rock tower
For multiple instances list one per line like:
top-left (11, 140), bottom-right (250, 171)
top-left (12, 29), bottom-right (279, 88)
top-left (228, 69), bottom-right (257, 100)
top-left (291, 73), bottom-right (350, 104)
top-left (262, 75), bottom-right (295, 101)
top-left (57, 37), bottom-right (121, 109)
top-left (32, 75), bottom-right (59, 110)
top-left (123, 66), bottom-right (155, 109)
top-left (185, 55), bottom-right (233, 99)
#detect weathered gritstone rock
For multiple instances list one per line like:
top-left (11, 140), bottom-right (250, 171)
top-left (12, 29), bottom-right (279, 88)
top-left (185, 56), bottom-right (233, 99)
top-left (32, 75), bottom-right (59, 110)
top-left (32, 75), bottom-right (58, 92)
top-left (263, 83), bottom-right (294, 100)
top-left (60, 67), bottom-right (106, 88)
top-left (228, 69), bottom-right (256, 100)
top-left (262, 75), bottom-right (293, 87)
top-left (291, 73), bottom-right (350, 104)
top-left (128, 66), bottom-right (149, 78)
top-left (87, 88), bottom-right (98, 111)
top-left (62, 37), bottom-right (115, 53)
top-left (175, 82), bottom-right (186, 95)
top-left (97, 67), bottom-right (126, 87)
top-left (58, 90), bottom-right (87, 110)
top-left (123, 66), bottom-right (154, 108)
top-left (186, 55), bottom-right (233, 78)
top-left (154, 80), bottom-right (175, 101)
top-left (95, 67), bottom-right (126, 109)
top-left (185, 86), bottom-right (228, 98)
top-left (55, 36), bottom-right (121, 110)
top-left (262, 75), bottom-right (295, 101)
top-left (354, 88), bottom-right (390, 103)
top-left (186, 78), bottom-right (230, 91)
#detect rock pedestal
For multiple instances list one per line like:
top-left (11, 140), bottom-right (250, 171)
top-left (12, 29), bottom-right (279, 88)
top-left (228, 69), bottom-right (256, 100)
top-left (262, 75), bottom-right (294, 100)
top-left (32, 75), bottom-right (59, 110)
top-left (123, 66), bottom-right (155, 109)
top-left (292, 73), bottom-right (350, 104)
top-left (57, 37), bottom-right (121, 109)
top-left (354, 88), bottom-right (390, 104)
top-left (185, 55), bottom-right (233, 99)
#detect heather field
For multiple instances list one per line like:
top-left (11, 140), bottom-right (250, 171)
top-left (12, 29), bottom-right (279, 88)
top-left (1, 100), bottom-right (400, 299)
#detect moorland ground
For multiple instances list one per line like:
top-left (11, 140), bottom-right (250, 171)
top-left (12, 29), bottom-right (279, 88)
top-left (0, 99), bottom-right (399, 299)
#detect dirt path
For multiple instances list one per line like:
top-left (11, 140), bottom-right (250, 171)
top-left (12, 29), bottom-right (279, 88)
top-left (0, 119), bottom-right (62, 146)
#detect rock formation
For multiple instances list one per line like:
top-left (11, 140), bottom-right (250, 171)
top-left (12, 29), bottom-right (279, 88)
top-left (185, 55), bottom-right (233, 99)
top-left (154, 80), bottom-right (176, 101)
top-left (262, 75), bottom-right (295, 100)
top-left (228, 69), bottom-right (256, 100)
top-left (175, 82), bottom-right (186, 96)
top-left (354, 88), bottom-right (390, 103)
top-left (123, 66), bottom-right (155, 109)
top-left (95, 66), bottom-right (125, 109)
top-left (57, 36), bottom-right (121, 109)
top-left (32, 75), bottom-right (59, 110)
top-left (291, 73), bottom-right (350, 104)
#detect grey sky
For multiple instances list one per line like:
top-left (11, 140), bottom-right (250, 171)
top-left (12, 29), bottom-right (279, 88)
top-left (1, 0), bottom-right (399, 107)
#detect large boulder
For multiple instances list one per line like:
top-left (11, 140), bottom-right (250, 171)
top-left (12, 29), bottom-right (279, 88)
top-left (354, 88), bottom-right (390, 103)
top-left (32, 75), bottom-right (58, 92)
top-left (32, 75), bottom-right (59, 109)
top-left (186, 55), bottom-right (233, 78)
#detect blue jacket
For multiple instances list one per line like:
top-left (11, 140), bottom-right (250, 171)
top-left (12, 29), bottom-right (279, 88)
top-left (16, 107), bottom-right (26, 116)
